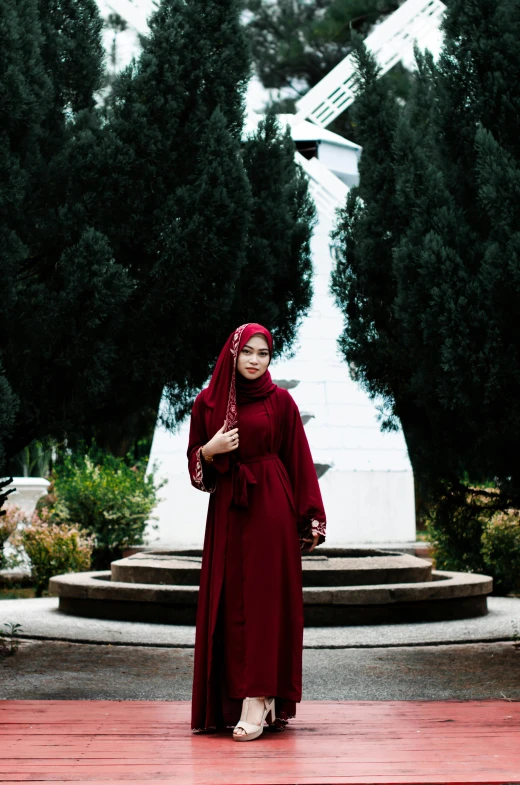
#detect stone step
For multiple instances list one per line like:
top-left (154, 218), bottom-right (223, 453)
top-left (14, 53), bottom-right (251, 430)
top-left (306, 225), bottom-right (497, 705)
top-left (110, 549), bottom-right (432, 588)
top-left (49, 568), bottom-right (493, 626)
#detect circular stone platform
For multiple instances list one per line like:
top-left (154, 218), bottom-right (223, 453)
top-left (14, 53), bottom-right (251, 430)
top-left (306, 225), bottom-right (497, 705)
top-left (49, 548), bottom-right (492, 626)
top-left (111, 549), bottom-right (432, 587)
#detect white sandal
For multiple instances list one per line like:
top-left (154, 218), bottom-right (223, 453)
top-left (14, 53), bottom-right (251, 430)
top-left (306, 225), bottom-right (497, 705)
top-left (232, 696), bottom-right (275, 742)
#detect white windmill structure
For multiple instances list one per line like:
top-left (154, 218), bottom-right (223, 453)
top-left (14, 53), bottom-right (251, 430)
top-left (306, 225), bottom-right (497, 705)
top-left (95, 0), bottom-right (445, 548)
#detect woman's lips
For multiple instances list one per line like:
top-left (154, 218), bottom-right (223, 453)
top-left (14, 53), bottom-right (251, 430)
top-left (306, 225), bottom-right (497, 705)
top-left (246, 368), bottom-right (257, 373)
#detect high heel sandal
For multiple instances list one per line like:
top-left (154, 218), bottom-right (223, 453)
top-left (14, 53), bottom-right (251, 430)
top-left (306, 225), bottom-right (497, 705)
top-left (232, 696), bottom-right (275, 742)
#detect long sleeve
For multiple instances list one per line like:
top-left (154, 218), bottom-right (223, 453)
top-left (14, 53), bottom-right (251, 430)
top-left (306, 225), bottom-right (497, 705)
top-left (279, 390), bottom-right (327, 547)
top-left (187, 392), bottom-right (217, 494)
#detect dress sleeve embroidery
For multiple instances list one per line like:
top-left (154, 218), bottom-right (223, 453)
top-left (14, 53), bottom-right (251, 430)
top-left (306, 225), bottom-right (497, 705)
top-left (299, 517), bottom-right (326, 549)
top-left (311, 519), bottom-right (326, 538)
top-left (193, 446), bottom-right (217, 493)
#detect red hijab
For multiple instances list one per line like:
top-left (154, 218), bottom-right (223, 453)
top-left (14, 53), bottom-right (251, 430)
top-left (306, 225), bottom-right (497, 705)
top-left (205, 323), bottom-right (277, 474)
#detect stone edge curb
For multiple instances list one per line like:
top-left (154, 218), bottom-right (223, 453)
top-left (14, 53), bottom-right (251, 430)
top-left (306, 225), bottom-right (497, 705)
top-left (49, 570), bottom-right (493, 606)
top-left (5, 632), bottom-right (519, 650)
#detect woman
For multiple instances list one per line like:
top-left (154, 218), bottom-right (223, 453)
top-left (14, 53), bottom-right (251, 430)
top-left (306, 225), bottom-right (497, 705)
top-left (187, 322), bottom-right (326, 741)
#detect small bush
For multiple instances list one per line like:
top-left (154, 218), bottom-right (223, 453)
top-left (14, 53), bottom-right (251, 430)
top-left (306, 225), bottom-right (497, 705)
top-left (482, 510), bottom-right (520, 595)
top-left (425, 486), bottom-right (499, 575)
top-left (0, 505), bottom-right (27, 570)
top-left (426, 485), bottom-right (520, 595)
top-left (43, 445), bottom-right (165, 568)
top-left (16, 512), bottom-right (94, 597)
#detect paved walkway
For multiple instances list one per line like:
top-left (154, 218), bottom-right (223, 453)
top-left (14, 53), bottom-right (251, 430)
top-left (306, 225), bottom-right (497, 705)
top-left (1, 638), bottom-right (519, 701)
top-left (1, 596), bottom-right (519, 647)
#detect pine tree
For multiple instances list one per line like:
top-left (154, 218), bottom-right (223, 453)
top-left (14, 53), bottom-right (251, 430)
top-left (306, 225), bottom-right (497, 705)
top-left (1, 0), bottom-right (319, 464)
top-left (63, 0), bottom-right (318, 439)
top-left (239, 111), bottom-right (316, 352)
top-left (330, 40), bottom-right (407, 434)
top-left (0, 0), bottom-right (134, 460)
top-left (0, 0), bottom-right (49, 467)
top-left (58, 0), bottom-right (254, 440)
top-left (332, 0), bottom-right (520, 502)
top-left (392, 0), bottom-right (520, 494)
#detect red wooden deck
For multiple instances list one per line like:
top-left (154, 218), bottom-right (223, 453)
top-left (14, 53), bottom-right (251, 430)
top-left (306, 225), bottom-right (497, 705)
top-left (1, 700), bottom-right (519, 784)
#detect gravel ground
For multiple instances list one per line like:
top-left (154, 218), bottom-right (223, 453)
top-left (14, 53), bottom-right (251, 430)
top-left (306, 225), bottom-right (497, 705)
top-left (1, 596), bottom-right (520, 647)
top-left (1, 638), bottom-right (519, 702)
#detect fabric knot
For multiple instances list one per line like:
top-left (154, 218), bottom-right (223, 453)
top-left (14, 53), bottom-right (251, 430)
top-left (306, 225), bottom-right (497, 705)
top-left (232, 461), bottom-right (257, 508)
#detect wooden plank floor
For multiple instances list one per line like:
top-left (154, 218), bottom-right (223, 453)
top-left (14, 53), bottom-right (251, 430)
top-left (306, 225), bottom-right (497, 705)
top-left (1, 700), bottom-right (519, 784)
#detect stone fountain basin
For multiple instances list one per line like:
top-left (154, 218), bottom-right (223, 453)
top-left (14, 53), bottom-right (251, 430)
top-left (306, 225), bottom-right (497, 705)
top-left (49, 567), bottom-right (492, 626)
top-left (110, 549), bottom-right (432, 587)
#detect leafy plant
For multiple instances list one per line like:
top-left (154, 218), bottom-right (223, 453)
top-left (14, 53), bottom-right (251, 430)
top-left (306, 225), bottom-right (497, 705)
top-left (426, 485), bottom-right (520, 595)
top-left (44, 445), bottom-right (165, 568)
top-left (0, 505), bottom-right (27, 570)
top-left (425, 486), bottom-right (500, 576)
top-left (0, 622), bottom-right (23, 657)
top-left (14, 512), bottom-right (94, 597)
top-left (3, 438), bottom-right (56, 479)
top-left (481, 510), bottom-right (520, 596)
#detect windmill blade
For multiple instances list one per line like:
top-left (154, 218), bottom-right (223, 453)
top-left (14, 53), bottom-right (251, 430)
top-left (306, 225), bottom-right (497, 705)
top-left (294, 0), bottom-right (445, 128)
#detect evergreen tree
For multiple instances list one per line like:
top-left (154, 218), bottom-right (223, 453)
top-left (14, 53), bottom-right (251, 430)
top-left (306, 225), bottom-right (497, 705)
top-left (14, 0), bottom-right (105, 258)
top-left (332, 0), bottom-right (520, 503)
top-left (0, 363), bottom-right (18, 473)
top-left (61, 0), bottom-right (317, 441)
top-left (0, 0), bottom-right (50, 255)
top-left (58, 0), bottom-right (254, 442)
top-left (330, 40), bottom-right (408, 437)
top-left (392, 0), bottom-right (520, 496)
top-left (0, 0), bottom-right (49, 465)
top-left (1, 0), bottom-right (318, 466)
top-left (239, 111), bottom-right (316, 352)
top-left (0, 0), bottom-right (133, 462)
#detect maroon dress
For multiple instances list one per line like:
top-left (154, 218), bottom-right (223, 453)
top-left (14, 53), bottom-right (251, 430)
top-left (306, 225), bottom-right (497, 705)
top-left (188, 383), bottom-right (326, 731)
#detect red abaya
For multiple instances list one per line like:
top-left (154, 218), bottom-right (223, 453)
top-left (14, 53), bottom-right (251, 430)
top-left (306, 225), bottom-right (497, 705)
top-left (187, 324), bottom-right (326, 731)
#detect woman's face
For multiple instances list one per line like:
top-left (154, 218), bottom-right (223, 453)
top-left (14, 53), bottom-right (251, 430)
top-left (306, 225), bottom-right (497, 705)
top-left (237, 333), bottom-right (270, 379)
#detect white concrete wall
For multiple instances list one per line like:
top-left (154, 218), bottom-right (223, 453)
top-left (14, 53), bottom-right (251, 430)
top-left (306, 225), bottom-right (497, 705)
top-left (145, 206), bottom-right (416, 548)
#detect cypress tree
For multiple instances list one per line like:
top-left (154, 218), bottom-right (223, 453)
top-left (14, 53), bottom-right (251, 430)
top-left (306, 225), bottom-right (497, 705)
top-left (0, 0), bottom-right (50, 252)
top-left (0, 0), bottom-right (48, 465)
top-left (61, 0), bottom-right (254, 440)
top-left (1, 0), bottom-right (134, 460)
top-left (239, 112), bottom-right (316, 351)
top-left (392, 0), bottom-right (520, 495)
top-left (1, 0), bottom-right (319, 464)
top-left (332, 0), bottom-right (520, 504)
top-left (15, 0), bottom-right (105, 257)
top-left (64, 0), bottom-right (318, 440)
top-left (330, 41), bottom-right (407, 435)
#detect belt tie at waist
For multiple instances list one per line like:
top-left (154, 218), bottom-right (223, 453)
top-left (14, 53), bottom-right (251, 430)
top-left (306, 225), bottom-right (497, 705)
top-left (232, 453), bottom-right (279, 508)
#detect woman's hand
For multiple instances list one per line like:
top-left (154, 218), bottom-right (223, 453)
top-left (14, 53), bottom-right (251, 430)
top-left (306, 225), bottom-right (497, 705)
top-left (203, 422), bottom-right (239, 457)
top-left (300, 534), bottom-right (319, 553)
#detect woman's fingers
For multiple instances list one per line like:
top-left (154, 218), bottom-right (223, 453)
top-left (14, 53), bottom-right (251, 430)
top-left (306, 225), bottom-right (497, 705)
top-left (300, 535), bottom-right (319, 553)
top-left (226, 428), bottom-right (238, 451)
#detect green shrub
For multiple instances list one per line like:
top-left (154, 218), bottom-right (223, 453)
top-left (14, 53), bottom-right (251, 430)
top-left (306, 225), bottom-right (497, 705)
top-left (426, 485), bottom-right (520, 595)
top-left (0, 505), bottom-right (27, 570)
top-left (42, 445), bottom-right (165, 568)
top-left (425, 486), bottom-right (498, 575)
top-left (482, 511), bottom-right (520, 596)
top-left (17, 513), bottom-right (94, 597)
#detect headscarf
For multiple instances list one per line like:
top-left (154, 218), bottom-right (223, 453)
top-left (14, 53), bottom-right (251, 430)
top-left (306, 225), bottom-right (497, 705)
top-left (204, 323), bottom-right (277, 490)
